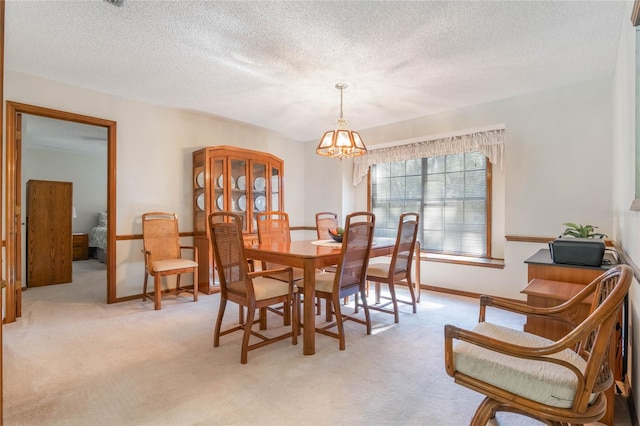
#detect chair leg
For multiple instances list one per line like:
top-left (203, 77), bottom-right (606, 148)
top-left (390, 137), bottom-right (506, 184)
top-left (176, 274), bottom-right (181, 293)
top-left (283, 300), bottom-right (291, 326)
top-left (143, 272), bottom-right (149, 301)
top-left (388, 282), bottom-right (399, 324)
top-left (405, 276), bottom-right (417, 313)
top-left (154, 274), bottom-right (161, 310)
top-left (259, 307), bottom-right (267, 330)
top-left (241, 304), bottom-right (256, 364)
top-left (375, 282), bottom-right (381, 304)
top-left (192, 271), bottom-right (198, 302)
top-left (291, 293), bottom-right (299, 345)
top-left (214, 298), bottom-right (228, 347)
top-left (360, 286), bottom-right (372, 335)
top-left (326, 300), bottom-right (333, 322)
top-left (333, 295), bottom-right (346, 350)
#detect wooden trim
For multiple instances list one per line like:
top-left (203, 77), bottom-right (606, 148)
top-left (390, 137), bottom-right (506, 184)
top-left (632, 0), bottom-right (640, 26)
top-left (420, 284), bottom-right (518, 303)
top-left (1, 0), bottom-right (5, 421)
top-left (118, 232), bottom-right (193, 241)
top-left (5, 102), bottom-right (117, 315)
top-left (505, 235), bottom-right (555, 244)
top-left (419, 252), bottom-right (504, 269)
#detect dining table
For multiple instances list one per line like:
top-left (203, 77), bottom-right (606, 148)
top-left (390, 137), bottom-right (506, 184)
top-left (244, 237), bottom-right (400, 355)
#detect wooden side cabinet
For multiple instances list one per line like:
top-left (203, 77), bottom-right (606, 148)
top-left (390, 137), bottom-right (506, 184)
top-left (72, 233), bottom-right (89, 261)
top-left (193, 145), bottom-right (284, 294)
top-left (523, 249), bottom-right (620, 426)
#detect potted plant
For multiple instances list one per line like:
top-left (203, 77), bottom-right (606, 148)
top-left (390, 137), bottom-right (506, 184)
top-left (561, 223), bottom-right (607, 239)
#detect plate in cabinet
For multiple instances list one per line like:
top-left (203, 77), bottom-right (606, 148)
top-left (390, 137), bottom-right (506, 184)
top-left (254, 177), bottom-right (266, 191)
top-left (255, 195), bottom-right (266, 212)
top-left (196, 171), bottom-right (205, 188)
top-left (196, 193), bottom-right (205, 211)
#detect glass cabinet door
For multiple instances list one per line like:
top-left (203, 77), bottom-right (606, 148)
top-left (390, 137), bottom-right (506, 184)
top-left (230, 158), bottom-right (248, 232)
top-left (251, 161), bottom-right (267, 233)
top-left (271, 166), bottom-right (280, 212)
top-left (193, 165), bottom-right (206, 233)
top-left (212, 158), bottom-right (225, 213)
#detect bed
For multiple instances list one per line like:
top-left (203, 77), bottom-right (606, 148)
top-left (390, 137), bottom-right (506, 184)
top-left (89, 211), bottom-right (107, 263)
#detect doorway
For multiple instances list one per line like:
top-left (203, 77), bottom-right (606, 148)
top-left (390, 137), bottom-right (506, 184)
top-left (5, 101), bottom-right (117, 323)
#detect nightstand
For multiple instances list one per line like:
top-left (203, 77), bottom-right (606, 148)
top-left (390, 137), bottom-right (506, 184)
top-left (72, 233), bottom-right (89, 261)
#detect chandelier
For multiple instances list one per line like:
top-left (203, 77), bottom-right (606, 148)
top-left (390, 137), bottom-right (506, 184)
top-left (316, 83), bottom-right (367, 159)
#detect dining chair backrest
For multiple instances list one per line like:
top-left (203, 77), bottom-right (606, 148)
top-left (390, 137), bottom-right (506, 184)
top-left (208, 212), bottom-right (253, 299)
top-left (256, 211), bottom-right (291, 244)
top-left (390, 212), bottom-right (419, 276)
top-left (334, 212), bottom-right (375, 293)
top-left (142, 211), bottom-right (181, 262)
top-left (316, 211), bottom-right (339, 240)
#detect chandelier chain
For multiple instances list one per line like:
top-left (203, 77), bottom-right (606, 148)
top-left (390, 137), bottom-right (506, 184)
top-left (339, 85), bottom-right (344, 120)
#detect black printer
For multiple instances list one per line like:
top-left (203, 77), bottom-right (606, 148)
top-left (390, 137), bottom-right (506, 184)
top-left (549, 238), bottom-right (606, 267)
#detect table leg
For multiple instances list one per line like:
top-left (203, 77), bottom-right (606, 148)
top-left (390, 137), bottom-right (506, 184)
top-left (303, 258), bottom-right (316, 355)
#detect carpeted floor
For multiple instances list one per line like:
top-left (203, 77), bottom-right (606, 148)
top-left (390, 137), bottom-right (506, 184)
top-left (2, 259), bottom-right (633, 425)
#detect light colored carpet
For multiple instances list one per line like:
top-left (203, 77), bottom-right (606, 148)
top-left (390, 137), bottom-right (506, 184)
top-left (3, 259), bottom-right (632, 425)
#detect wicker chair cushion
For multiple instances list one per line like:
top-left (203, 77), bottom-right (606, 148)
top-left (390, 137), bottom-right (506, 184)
top-left (227, 277), bottom-right (293, 301)
top-left (453, 322), bottom-right (591, 408)
top-left (366, 263), bottom-right (391, 279)
top-left (151, 259), bottom-right (198, 273)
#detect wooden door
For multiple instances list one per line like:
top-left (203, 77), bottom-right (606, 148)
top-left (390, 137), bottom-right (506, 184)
top-left (26, 180), bottom-right (73, 286)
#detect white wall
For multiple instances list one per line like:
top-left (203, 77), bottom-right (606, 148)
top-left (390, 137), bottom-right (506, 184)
top-left (305, 77), bottom-right (613, 301)
top-left (23, 146), bottom-right (107, 234)
top-left (612, 1), bottom-right (640, 420)
top-left (5, 70), bottom-right (305, 298)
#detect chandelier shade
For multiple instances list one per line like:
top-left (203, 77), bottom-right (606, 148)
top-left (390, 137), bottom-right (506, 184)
top-left (316, 83), bottom-right (367, 159)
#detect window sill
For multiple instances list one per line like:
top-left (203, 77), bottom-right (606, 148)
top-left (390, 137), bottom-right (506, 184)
top-left (418, 252), bottom-right (505, 269)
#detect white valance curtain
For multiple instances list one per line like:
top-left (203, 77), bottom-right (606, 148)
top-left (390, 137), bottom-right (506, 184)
top-left (352, 128), bottom-right (505, 186)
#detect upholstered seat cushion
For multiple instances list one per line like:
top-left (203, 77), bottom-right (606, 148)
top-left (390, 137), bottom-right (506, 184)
top-left (314, 272), bottom-right (360, 293)
top-left (227, 277), bottom-right (294, 301)
top-left (152, 258), bottom-right (198, 272)
top-left (453, 322), bottom-right (590, 408)
top-left (366, 263), bottom-right (391, 279)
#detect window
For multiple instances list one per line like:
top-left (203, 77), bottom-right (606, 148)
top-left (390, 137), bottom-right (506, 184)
top-left (371, 151), bottom-right (491, 257)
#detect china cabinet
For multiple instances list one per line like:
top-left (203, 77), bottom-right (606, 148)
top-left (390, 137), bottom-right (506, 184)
top-left (192, 145), bottom-right (284, 294)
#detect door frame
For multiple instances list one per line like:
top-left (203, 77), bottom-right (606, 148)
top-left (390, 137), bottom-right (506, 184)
top-left (4, 102), bottom-right (117, 323)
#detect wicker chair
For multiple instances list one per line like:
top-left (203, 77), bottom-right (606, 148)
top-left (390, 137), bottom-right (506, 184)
top-left (141, 212), bottom-right (198, 310)
top-left (209, 212), bottom-right (298, 364)
top-left (365, 212), bottom-right (419, 323)
top-left (444, 264), bottom-right (632, 425)
top-left (316, 211), bottom-right (339, 240)
top-left (255, 211), bottom-right (306, 323)
top-left (313, 211), bottom-right (375, 350)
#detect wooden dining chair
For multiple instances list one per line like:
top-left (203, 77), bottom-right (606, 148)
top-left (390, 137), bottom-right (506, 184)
top-left (313, 211), bottom-right (375, 350)
top-left (256, 211), bottom-right (313, 320)
top-left (315, 211), bottom-right (341, 289)
top-left (316, 211), bottom-right (339, 240)
top-left (365, 212), bottom-right (419, 323)
top-left (142, 212), bottom-right (198, 310)
top-left (209, 212), bottom-right (298, 364)
top-left (444, 264), bottom-right (632, 425)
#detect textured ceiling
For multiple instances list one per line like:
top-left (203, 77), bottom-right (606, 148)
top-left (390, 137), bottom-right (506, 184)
top-left (5, 0), bottom-right (628, 144)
